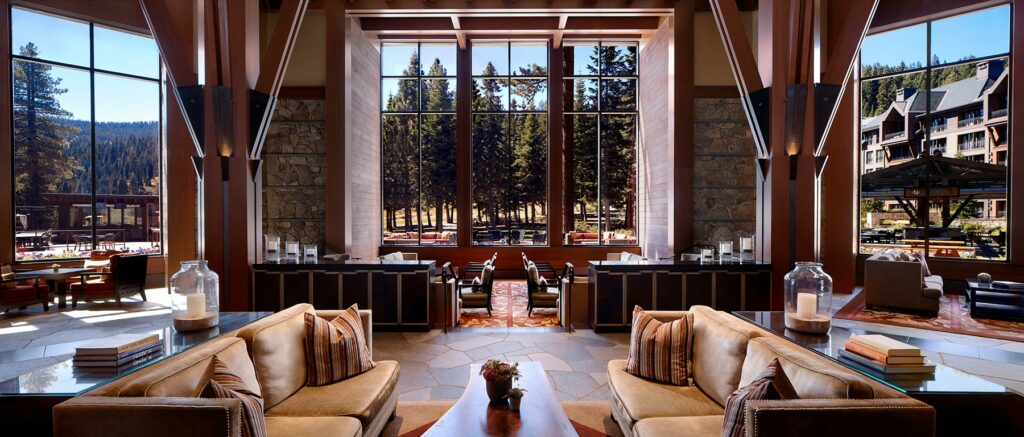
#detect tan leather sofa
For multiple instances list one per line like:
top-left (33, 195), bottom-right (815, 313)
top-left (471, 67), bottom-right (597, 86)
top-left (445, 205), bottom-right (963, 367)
top-left (53, 304), bottom-right (399, 437)
top-left (865, 251), bottom-right (942, 313)
top-left (608, 306), bottom-right (935, 437)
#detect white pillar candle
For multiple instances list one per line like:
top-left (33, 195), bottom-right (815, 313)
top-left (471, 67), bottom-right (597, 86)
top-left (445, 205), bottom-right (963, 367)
top-left (701, 249), bottom-right (713, 258)
top-left (186, 293), bottom-right (206, 318)
top-left (796, 293), bottom-right (817, 319)
top-left (740, 238), bottom-right (753, 252)
top-left (267, 240), bottom-right (279, 251)
top-left (720, 242), bottom-right (733, 255)
top-left (286, 242), bottom-right (299, 254)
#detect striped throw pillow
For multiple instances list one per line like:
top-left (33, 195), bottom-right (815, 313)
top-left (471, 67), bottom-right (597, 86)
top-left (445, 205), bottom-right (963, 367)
top-left (625, 306), bottom-right (694, 386)
top-left (201, 356), bottom-right (266, 437)
top-left (721, 358), bottom-right (798, 437)
top-left (304, 305), bottom-right (375, 386)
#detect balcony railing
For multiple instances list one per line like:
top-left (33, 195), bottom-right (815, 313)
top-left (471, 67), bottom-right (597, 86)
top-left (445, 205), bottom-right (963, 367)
top-left (929, 124), bottom-right (947, 133)
top-left (958, 117), bottom-right (983, 128)
top-left (958, 141), bottom-right (984, 151)
top-left (990, 108), bottom-right (1008, 118)
top-left (882, 131), bottom-right (906, 141)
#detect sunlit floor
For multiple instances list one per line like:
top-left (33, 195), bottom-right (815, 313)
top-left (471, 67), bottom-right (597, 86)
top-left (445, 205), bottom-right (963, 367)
top-left (1, 287), bottom-right (1022, 397)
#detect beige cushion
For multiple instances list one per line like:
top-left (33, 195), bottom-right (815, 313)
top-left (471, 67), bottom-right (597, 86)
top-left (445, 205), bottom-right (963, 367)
top-left (527, 265), bottom-right (540, 283)
top-left (690, 306), bottom-right (766, 406)
top-left (118, 337), bottom-right (260, 399)
top-left (634, 416), bottom-right (724, 437)
top-left (236, 303), bottom-right (314, 409)
top-left (266, 360), bottom-right (399, 430)
top-left (741, 337), bottom-right (876, 399)
top-left (481, 265), bottom-right (493, 283)
top-left (607, 359), bottom-right (722, 422)
top-left (532, 291), bottom-right (559, 302)
top-left (924, 275), bottom-right (943, 289)
top-left (923, 287), bottom-right (943, 298)
top-left (266, 416), bottom-right (361, 437)
top-left (911, 252), bottom-right (932, 276)
top-left (461, 293), bottom-right (489, 304)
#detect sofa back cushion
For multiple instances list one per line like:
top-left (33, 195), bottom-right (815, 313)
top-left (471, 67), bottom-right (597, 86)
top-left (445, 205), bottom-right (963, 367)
top-left (117, 336), bottom-right (260, 399)
top-left (689, 306), bottom-right (766, 406)
top-left (236, 303), bottom-right (314, 409)
top-left (741, 337), bottom-right (877, 399)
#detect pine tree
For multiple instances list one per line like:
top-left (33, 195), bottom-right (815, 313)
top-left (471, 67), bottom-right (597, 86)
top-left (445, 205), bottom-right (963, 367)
top-left (12, 43), bottom-right (81, 221)
top-left (420, 58), bottom-right (456, 232)
top-left (382, 52), bottom-right (420, 232)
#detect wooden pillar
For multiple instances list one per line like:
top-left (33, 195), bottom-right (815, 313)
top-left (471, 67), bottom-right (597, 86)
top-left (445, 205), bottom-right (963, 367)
top-left (456, 43), bottom-right (472, 246)
top-left (325, 0), bottom-right (346, 253)
top-left (0, 0), bottom-right (11, 264)
top-left (674, 0), bottom-right (695, 254)
top-left (549, 43), bottom-right (565, 248)
top-left (163, 0), bottom-right (198, 285)
top-left (1010, 0), bottom-right (1024, 264)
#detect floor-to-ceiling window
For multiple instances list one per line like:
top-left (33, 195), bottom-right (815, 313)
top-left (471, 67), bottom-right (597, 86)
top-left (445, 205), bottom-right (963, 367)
top-left (10, 7), bottom-right (163, 261)
top-left (380, 42), bottom-right (458, 246)
top-left (471, 40), bottom-right (549, 246)
top-left (858, 5), bottom-right (1010, 260)
top-left (563, 41), bottom-right (638, 246)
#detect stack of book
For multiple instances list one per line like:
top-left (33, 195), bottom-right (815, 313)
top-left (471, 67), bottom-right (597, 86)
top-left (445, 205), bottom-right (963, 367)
top-left (839, 334), bottom-right (936, 378)
top-left (73, 333), bottom-right (163, 375)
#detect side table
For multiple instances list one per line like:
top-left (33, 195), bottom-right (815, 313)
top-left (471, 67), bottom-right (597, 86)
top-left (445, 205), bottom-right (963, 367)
top-left (965, 280), bottom-right (1024, 322)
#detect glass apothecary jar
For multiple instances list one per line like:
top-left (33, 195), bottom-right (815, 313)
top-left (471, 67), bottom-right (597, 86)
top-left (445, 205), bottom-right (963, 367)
top-left (784, 262), bottom-right (832, 334)
top-left (170, 260), bottom-right (220, 331)
top-left (738, 233), bottom-right (756, 262)
top-left (718, 240), bottom-right (734, 261)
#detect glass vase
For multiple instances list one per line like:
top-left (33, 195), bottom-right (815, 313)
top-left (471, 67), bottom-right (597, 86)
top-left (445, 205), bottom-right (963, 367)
top-left (264, 234), bottom-right (281, 263)
top-left (170, 260), bottom-right (220, 331)
top-left (784, 262), bottom-right (832, 334)
top-left (718, 241), bottom-right (734, 261)
top-left (739, 233), bottom-right (756, 262)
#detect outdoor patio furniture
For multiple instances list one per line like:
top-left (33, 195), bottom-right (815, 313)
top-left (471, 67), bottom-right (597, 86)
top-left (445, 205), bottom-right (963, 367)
top-left (70, 254), bottom-right (148, 308)
top-left (73, 234), bottom-right (92, 251)
top-left (99, 233), bottom-right (118, 250)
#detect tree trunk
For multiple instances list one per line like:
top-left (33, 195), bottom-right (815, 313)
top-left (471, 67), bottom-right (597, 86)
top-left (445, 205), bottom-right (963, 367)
top-left (435, 203), bottom-right (443, 232)
top-left (404, 207), bottom-right (412, 232)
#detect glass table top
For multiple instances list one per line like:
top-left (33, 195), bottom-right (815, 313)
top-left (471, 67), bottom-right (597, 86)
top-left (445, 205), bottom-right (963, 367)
top-left (732, 311), bottom-right (1010, 395)
top-left (0, 312), bottom-right (271, 396)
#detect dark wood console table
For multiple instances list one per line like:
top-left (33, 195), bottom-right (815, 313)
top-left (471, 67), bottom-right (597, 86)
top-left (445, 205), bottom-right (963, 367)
top-left (252, 260), bottom-right (436, 331)
top-left (588, 260), bottom-right (772, 332)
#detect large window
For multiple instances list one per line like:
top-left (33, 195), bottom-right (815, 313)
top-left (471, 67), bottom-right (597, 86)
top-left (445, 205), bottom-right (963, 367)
top-left (11, 7), bottom-right (162, 261)
top-left (380, 42), bottom-right (458, 246)
top-left (471, 41), bottom-right (549, 246)
top-left (563, 41), bottom-right (638, 246)
top-left (858, 5), bottom-right (1009, 260)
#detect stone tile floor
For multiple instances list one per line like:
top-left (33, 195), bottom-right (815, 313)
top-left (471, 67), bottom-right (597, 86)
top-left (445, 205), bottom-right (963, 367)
top-left (1, 285), bottom-right (1023, 397)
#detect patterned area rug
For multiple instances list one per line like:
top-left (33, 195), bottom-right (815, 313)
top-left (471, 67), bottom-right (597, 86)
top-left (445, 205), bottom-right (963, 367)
top-left (384, 401), bottom-right (623, 437)
top-left (834, 291), bottom-right (1024, 343)
top-left (458, 280), bottom-right (560, 328)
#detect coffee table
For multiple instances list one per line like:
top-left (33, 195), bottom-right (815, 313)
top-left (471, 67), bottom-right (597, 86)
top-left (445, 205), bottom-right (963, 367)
top-left (424, 362), bottom-right (577, 437)
top-left (18, 267), bottom-right (92, 309)
top-left (965, 280), bottom-right (1024, 321)
top-left (733, 311), bottom-right (1023, 436)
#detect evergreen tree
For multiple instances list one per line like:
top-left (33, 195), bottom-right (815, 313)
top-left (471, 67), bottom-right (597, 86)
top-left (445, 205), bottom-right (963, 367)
top-left (472, 62), bottom-right (509, 226)
top-left (420, 58), bottom-right (456, 231)
top-left (382, 52), bottom-right (420, 232)
top-left (12, 43), bottom-right (81, 219)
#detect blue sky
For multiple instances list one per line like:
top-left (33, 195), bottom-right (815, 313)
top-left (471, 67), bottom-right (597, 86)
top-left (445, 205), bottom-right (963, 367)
top-left (10, 7), bottom-right (160, 122)
top-left (862, 5), bottom-right (1010, 69)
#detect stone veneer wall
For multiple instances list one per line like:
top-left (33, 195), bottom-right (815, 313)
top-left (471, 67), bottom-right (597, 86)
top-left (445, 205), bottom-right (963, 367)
top-left (693, 97), bottom-right (756, 245)
top-left (637, 20), bottom-right (673, 258)
top-left (262, 99), bottom-right (326, 249)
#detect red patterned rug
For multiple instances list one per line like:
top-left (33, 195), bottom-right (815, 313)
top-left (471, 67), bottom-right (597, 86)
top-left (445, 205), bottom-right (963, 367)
top-left (458, 280), bottom-right (560, 328)
top-left (834, 291), bottom-right (1024, 343)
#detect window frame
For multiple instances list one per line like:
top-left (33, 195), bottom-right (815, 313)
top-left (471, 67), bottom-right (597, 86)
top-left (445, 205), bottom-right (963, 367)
top-left (8, 5), bottom-right (164, 262)
top-left (563, 40), bottom-right (640, 247)
top-left (379, 40), bottom-right (459, 247)
top-left (857, 4), bottom-right (1011, 262)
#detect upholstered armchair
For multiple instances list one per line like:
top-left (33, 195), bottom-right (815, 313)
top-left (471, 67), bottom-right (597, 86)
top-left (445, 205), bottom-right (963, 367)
top-left (525, 263), bottom-right (561, 317)
top-left (70, 254), bottom-right (148, 308)
top-left (458, 265), bottom-right (494, 317)
top-left (0, 264), bottom-right (51, 313)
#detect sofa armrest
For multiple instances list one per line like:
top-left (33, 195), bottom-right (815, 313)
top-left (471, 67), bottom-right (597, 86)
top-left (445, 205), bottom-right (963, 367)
top-left (745, 398), bottom-right (935, 437)
top-left (53, 396), bottom-right (242, 437)
top-left (314, 309), bottom-right (373, 359)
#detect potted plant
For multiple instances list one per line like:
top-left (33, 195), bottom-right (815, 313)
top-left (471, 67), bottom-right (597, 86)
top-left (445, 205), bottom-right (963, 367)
top-left (479, 359), bottom-right (520, 403)
top-left (506, 387), bottom-right (526, 411)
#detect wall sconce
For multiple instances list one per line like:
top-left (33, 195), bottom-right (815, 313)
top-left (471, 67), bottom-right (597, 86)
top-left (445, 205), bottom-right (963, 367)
top-left (784, 84), bottom-right (808, 157)
top-left (212, 86), bottom-right (234, 181)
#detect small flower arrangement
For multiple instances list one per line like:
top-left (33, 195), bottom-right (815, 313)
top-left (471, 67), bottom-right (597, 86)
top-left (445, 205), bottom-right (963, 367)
top-left (50, 263), bottom-right (61, 271)
top-left (479, 359), bottom-right (521, 383)
top-left (505, 387), bottom-right (527, 399)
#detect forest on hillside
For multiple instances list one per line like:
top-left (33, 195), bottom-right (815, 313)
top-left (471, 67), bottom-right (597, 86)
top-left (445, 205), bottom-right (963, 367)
top-left (860, 55), bottom-right (1000, 118)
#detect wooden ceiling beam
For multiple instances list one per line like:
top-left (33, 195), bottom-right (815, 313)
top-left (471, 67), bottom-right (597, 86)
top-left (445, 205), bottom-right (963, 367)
top-left (359, 16), bottom-right (454, 31)
top-left (822, 0), bottom-right (877, 85)
top-left (459, 16), bottom-right (560, 30)
top-left (451, 16), bottom-right (466, 48)
top-left (709, 0), bottom-right (764, 94)
top-left (563, 16), bottom-right (661, 30)
top-left (255, 0), bottom-right (309, 96)
top-left (138, 0), bottom-right (196, 88)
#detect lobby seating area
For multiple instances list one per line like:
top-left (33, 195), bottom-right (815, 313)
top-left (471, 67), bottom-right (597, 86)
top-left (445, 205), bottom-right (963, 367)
top-left (3, 0), bottom-right (1024, 436)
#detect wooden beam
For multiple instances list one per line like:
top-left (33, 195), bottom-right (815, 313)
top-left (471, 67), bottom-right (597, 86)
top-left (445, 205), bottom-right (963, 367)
top-left (563, 16), bottom-right (661, 30)
top-left (553, 15), bottom-right (568, 48)
top-left (0, 0), bottom-right (11, 264)
top-left (255, 0), bottom-right (309, 97)
top-left (18, 0), bottom-right (148, 32)
top-left (451, 16), bottom-right (466, 48)
top-left (674, 0), bottom-right (696, 253)
top-left (139, 0), bottom-right (197, 88)
top-left (324, 0), bottom-right (346, 253)
top-left (360, 16), bottom-right (453, 31)
top-left (822, 0), bottom-right (878, 85)
top-left (709, 0), bottom-right (764, 95)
